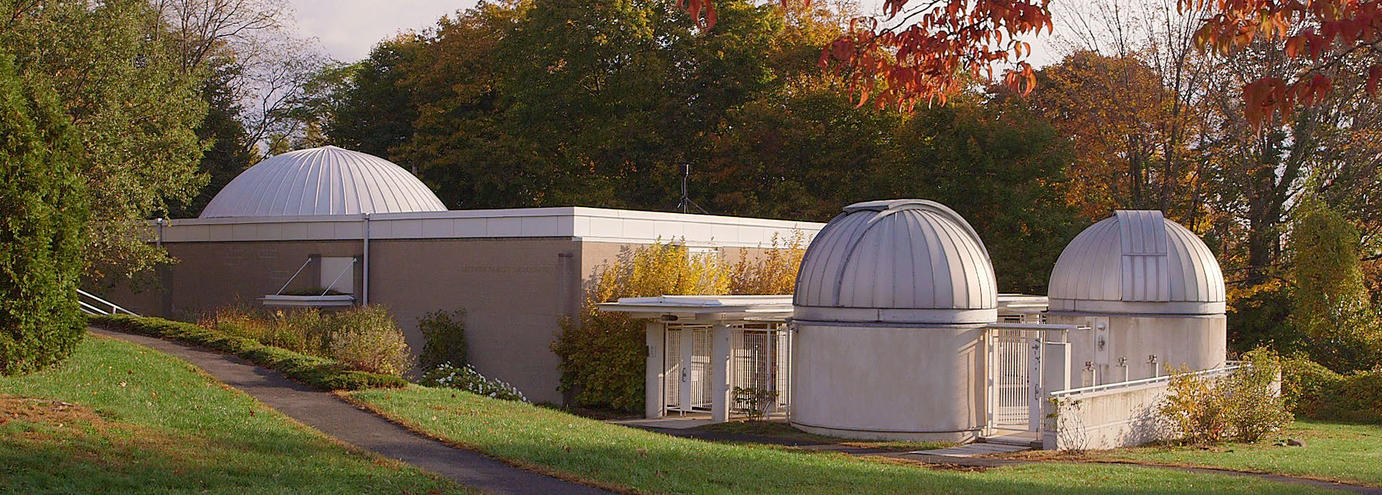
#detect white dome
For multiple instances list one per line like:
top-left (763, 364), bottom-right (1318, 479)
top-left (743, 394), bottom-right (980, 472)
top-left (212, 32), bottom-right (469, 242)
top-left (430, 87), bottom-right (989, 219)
top-left (793, 199), bottom-right (998, 325)
top-left (1048, 210), bottom-right (1225, 315)
top-left (199, 146), bottom-right (446, 218)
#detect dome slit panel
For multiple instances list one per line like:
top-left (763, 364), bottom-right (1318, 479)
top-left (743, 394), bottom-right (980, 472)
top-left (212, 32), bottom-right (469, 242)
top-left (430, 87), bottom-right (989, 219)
top-left (197, 146), bottom-right (445, 218)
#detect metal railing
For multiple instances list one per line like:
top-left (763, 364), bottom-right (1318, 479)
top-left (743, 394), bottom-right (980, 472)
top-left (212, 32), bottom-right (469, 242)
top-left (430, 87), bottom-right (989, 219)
top-left (77, 289), bottom-right (139, 316)
top-left (1049, 361), bottom-right (1244, 399)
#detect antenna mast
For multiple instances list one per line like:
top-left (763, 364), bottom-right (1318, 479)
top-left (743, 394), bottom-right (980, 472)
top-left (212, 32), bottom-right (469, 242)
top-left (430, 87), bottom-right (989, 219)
top-left (676, 163), bottom-right (708, 214)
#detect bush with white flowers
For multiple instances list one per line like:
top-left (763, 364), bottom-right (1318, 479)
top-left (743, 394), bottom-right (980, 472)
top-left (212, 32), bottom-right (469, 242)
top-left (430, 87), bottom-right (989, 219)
top-left (422, 363), bottom-right (528, 402)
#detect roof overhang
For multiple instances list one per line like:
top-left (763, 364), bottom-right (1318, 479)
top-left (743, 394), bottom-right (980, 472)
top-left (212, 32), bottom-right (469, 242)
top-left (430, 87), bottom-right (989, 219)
top-left (599, 295), bottom-right (794, 321)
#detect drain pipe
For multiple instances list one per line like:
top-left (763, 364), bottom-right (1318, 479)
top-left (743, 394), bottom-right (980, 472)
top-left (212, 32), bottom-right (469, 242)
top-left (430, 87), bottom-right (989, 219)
top-left (362, 213), bottom-right (370, 305)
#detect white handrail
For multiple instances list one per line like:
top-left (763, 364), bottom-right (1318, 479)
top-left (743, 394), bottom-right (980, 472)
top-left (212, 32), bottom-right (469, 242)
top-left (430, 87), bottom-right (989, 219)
top-left (77, 289), bottom-right (139, 316)
top-left (1050, 363), bottom-right (1243, 398)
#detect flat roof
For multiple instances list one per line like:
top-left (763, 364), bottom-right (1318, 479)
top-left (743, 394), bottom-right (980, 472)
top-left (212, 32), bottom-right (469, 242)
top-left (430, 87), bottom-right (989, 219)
top-left (600, 294), bottom-right (1049, 321)
top-left (150, 206), bottom-right (824, 248)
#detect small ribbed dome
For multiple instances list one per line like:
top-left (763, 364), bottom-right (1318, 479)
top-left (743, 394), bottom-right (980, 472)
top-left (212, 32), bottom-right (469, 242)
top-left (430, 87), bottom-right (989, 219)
top-left (793, 199), bottom-right (998, 325)
top-left (199, 146), bottom-right (446, 218)
top-left (1048, 210), bottom-right (1225, 315)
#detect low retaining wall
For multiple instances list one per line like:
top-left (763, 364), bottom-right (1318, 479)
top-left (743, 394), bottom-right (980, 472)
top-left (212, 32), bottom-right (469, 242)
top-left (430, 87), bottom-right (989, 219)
top-left (1041, 366), bottom-right (1239, 451)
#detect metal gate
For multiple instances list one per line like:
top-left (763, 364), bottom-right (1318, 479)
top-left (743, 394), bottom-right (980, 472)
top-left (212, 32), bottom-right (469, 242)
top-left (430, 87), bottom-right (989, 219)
top-left (988, 327), bottom-right (1041, 431)
top-left (664, 324), bottom-right (712, 414)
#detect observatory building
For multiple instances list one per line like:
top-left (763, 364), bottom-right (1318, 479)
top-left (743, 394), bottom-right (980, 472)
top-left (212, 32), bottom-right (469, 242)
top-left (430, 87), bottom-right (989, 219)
top-left (1045, 210), bottom-right (1228, 385)
top-left (789, 199), bottom-right (997, 442)
top-left (605, 201), bottom-right (1232, 450)
top-left (104, 145), bottom-right (1235, 449)
top-left (108, 146), bottom-right (823, 404)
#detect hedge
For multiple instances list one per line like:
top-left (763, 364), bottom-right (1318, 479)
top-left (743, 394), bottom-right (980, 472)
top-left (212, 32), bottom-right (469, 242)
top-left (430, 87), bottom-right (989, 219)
top-left (1282, 356), bottom-right (1382, 423)
top-left (90, 314), bottom-right (406, 390)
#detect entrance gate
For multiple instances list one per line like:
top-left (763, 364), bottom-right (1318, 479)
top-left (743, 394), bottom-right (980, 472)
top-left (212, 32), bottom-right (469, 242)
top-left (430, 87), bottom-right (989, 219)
top-left (987, 326), bottom-right (1042, 432)
top-left (664, 324), bottom-right (712, 414)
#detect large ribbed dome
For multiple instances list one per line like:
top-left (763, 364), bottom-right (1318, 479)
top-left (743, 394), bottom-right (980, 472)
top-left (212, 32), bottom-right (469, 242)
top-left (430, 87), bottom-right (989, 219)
top-left (793, 199), bottom-right (998, 325)
top-left (199, 146), bottom-right (446, 218)
top-left (1048, 210), bottom-right (1225, 315)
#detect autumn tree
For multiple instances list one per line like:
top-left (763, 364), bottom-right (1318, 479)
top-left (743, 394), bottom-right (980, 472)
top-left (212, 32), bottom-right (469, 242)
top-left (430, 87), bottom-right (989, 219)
top-left (1289, 199), bottom-right (1381, 372)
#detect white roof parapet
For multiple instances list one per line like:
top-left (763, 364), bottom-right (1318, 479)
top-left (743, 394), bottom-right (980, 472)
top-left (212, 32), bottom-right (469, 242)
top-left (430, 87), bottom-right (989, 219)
top-left (793, 199), bottom-right (998, 325)
top-left (200, 146), bottom-right (447, 218)
top-left (1048, 210), bottom-right (1226, 315)
top-left (153, 207), bottom-right (824, 248)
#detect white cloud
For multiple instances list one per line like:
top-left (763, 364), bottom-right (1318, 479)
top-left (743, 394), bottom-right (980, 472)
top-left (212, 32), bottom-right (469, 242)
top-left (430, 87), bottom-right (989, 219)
top-left (287, 0), bottom-right (479, 61)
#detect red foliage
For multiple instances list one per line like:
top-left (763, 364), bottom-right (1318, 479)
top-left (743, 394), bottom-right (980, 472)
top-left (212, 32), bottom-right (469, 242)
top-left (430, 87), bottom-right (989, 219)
top-left (681, 0), bottom-right (1052, 110)
top-left (1185, 0), bottom-right (1382, 126)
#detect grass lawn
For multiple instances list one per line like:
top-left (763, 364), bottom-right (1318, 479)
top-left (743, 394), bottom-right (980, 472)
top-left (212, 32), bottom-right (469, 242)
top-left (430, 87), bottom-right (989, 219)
top-left (0, 335), bottom-right (466, 494)
top-left (345, 384), bottom-right (1338, 494)
top-left (1032, 421), bottom-right (1382, 488)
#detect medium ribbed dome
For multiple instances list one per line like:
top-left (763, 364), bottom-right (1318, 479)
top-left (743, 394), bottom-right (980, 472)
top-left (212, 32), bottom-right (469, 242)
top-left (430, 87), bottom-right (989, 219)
top-left (199, 146), bottom-right (446, 218)
top-left (793, 199), bottom-right (998, 325)
top-left (1048, 210), bottom-right (1225, 315)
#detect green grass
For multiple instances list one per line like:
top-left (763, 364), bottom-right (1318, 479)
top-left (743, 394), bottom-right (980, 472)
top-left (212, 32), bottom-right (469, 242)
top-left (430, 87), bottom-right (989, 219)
top-left (1063, 421), bottom-right (1382, 487)
top-left (345, 384), bottom-right (1336, 494)
top-left (91, 314), bottom-right (405, 390)
top-left (0, 335), bottom-right (466, 494)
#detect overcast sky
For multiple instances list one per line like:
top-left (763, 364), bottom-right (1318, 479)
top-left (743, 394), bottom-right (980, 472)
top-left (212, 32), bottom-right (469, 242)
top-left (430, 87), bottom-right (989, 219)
top-left (288, 0), bottom-right (1063, 65)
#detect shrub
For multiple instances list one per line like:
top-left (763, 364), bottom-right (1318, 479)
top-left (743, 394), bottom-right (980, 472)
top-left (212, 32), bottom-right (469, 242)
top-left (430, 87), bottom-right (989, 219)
top-left (553, 241), bottom-right (730, 412)
top-left (0, 55), bottom-right (88, 375)
top-left (202, 305), bottom-right (410, 377)
top-left (1160, 348), bottom-right (1292, 445)
top-left (728, 233), bottom-right (805, 295)
top-left (732, 386), bottom-right (779, 420)
top-left (91, 314), bottom-right (405, 390)
top-left (422, 363), bottom-right (527, 402)
top-left (325, 306), bottom-right (411, 376)
top-left (418, 309), bottom-right (467, 372)
top-left (553, 238), bottom-right (806, 412)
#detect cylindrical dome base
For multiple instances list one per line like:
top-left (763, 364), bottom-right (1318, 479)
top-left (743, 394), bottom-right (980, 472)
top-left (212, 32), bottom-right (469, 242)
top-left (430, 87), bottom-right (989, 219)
top-left (789, 322), bottom-right (986, 442)
top-left (1047, 313), bottom-right (1227, 384)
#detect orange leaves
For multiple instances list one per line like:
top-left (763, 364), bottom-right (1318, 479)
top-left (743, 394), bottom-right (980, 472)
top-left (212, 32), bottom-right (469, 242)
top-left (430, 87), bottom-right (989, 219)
top-left (1242, 73), bottom-right (1336, 127)
top-left (679, 0), bottom-right (717, 28)
top-left (808, 0), bottom-right (1052, 110)
top-left (1187, 0), bottom-right (1382, 126)
top-left (671, 0), bottom-right (1049, 110)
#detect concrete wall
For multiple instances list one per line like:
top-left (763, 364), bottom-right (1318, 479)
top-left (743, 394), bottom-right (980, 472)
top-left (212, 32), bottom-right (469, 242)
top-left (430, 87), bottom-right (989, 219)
top-left (789, 323), bottom-right (987, 442)
top-left (1041, 380), bottom-right (1174, 451)
top-left (1047, 313), bottom-right (1227, 386)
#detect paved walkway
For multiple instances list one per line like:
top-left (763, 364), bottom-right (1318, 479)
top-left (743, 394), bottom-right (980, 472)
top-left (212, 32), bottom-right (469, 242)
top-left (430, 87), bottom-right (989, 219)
top-left (88, 327), bottom-right (608, 495)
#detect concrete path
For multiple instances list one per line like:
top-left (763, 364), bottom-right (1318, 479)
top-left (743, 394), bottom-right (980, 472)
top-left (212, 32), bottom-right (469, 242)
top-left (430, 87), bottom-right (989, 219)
top-left (88, 327), bottom-right (609, 495)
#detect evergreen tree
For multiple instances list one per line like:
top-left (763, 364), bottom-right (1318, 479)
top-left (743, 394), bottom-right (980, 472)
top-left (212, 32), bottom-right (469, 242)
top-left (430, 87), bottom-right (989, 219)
top-left (0, 54), bottom-right (89, 375)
